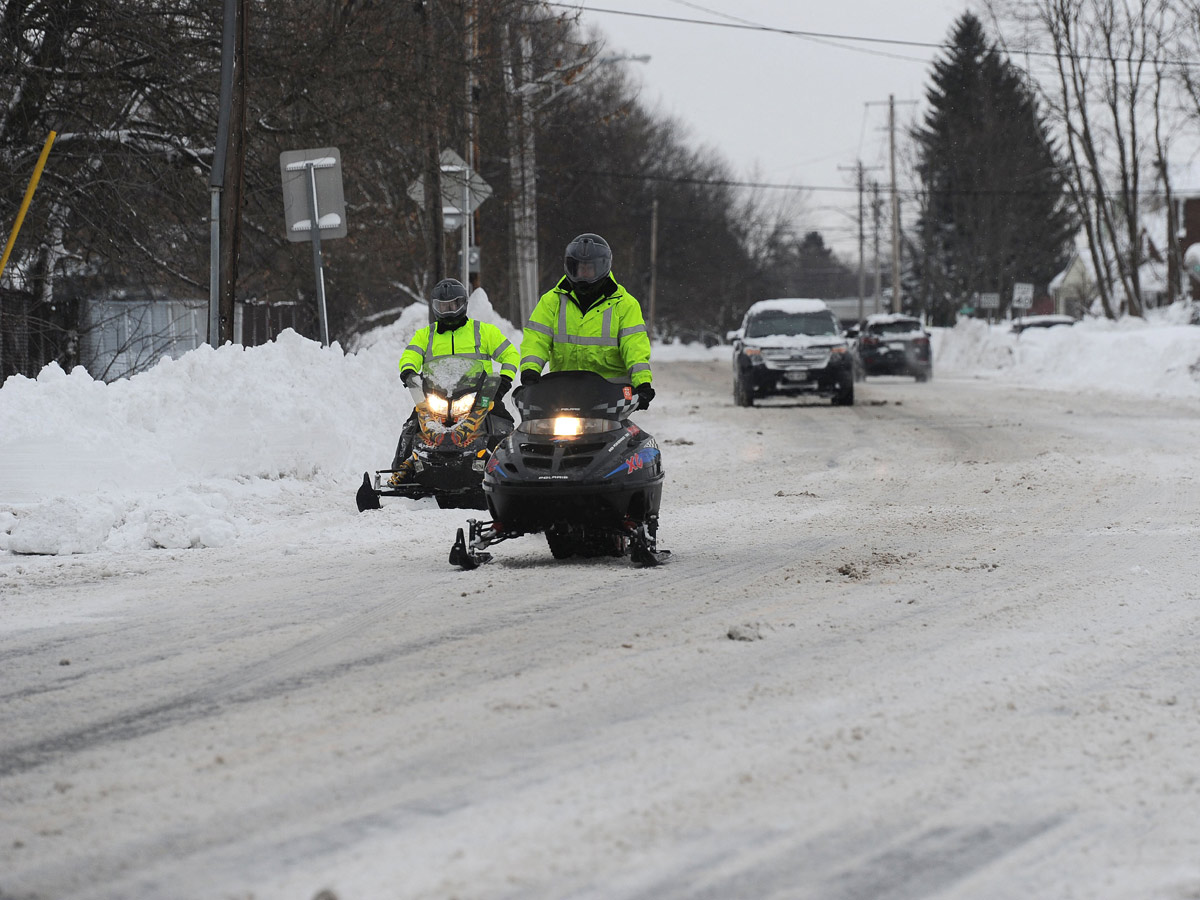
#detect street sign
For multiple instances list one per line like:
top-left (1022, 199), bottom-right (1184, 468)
top-left (407, 149), bottom-right (492, 215)
top-left (279, 148), bottom-right (347, 242)
top-left (458, 245), bottom-right (482, 274)
top-left (1012, 282), bottom-right (1034, 309)
top-left (279, 147), bottom-right (347, 348)
top-left (977, 292), bottom-right (1001, 310)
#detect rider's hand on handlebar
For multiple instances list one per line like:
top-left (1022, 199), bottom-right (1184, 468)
top-left (635, 383), bottom-right (655, 410)
top-left (521, 369), bottom-right (541, 386)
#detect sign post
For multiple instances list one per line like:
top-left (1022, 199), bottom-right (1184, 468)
top-left (1012, 282), bottom-right (1034, 316)
top-left (280, 147), bottom-right (347, 347)
top-left (408, 149), bottom-right (491, 287)
top-left (977, 291), bottom-right (1001, 325)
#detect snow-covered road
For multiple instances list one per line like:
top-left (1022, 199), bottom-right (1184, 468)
top-left (3, 360), bottom-right (1200, 900)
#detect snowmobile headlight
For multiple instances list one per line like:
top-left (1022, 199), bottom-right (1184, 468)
top-left (520, 417), bottom-right (618, 437)
top-left (554, 416), bottom-right (583, 436)
top-left (450, 393), bottom-right (477, 419)
top-left (426, 394), bottom-right (450, 416)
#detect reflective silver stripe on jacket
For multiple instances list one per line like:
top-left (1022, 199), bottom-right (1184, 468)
top-left (404, 342), bottom-right (426, 359)
top-left (521, 354), bottom-right (547, 369)
top-left (427, 320), bottom-right (489, 361)
top-left (555, 299), bottom-right (618, 346)
top-left (618, 324), bottom-right (646, 338)
top-left (492, 339), bottom-right (517, 376)
top-left (627, 362), bottom-right (651, 375)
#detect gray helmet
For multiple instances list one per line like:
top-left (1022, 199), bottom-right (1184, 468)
top-left (564, 233), bottom-right (612, 286)
top-left (430, 278), bottom-right (468, 324)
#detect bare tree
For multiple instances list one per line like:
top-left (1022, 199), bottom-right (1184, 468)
top-left (988, 0), bottom-right (1187, 318)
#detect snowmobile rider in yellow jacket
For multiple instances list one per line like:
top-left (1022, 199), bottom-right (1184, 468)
top-left (519, 233), bottom-right (655, 410)
top-left (390, 277), bottom-right (519, 472)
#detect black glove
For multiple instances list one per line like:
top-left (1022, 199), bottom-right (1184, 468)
top-left (401, 369), bottom-right (420, 389)
top-left (635, 383), bottom-right (655, 410)
top-left (495, 376), bottom-right (512, 401)
top-left (521, 369), bottom-right (541, 386)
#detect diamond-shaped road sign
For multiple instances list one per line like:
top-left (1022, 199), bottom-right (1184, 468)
top-left (407, 148), bottom-right (492, 214)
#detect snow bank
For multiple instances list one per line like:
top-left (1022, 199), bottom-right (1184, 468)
top-left (934, 312), bottom-right (1200, 399)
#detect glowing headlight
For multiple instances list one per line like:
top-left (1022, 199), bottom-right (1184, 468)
top-left (450, 393), bottom-right (476, 418)
top-left (520, 417), bottom-right (619, 437)
top-left (554, 416), bottom-right (583, 436)
top-left (426, 394), bottom-right (449, 416)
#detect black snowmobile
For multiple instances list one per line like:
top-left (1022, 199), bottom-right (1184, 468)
top-left (356, 357), bottom-right (514, 512)
top-left (448, 370), bottom-right (668, 569)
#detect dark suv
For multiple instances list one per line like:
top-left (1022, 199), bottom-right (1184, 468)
top-left (857, 314), bottom-right (933, 381)
top-left (729, 299), bottom-right (855, 406)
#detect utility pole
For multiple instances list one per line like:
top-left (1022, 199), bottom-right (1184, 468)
top-left (648, 194), bottom-right (658, 338)
top-left (417, 0), bottom-right (445, 295)
top-left (462, 0), bottom-right (476, 291)
top-left (872, 180), bottom-right (883, 316)
top-left (208, 0), bottom-right (246, 347)
top-left (504, 25), bottom-right (539, 326)
top-left (866, 94), bottom-right (917, 314)
top-left (504, 49), bottom-right (650, 326)
top-left (839, 160), bottom-right (881, 327)
top-left (889, 94), bottom-right (900, 313)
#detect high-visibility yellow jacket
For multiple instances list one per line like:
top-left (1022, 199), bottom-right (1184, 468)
top-left (399, 319), bottom-right (519, 382)
top-left (520, 277), bottom-right (652, 386)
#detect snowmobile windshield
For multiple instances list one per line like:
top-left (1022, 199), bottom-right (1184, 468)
top-left (413, 357), bottom-right (499, 425)
top-left (513, 370), bottom-right (636, 429)
top-left (745, 310), bottom-right (839, 339)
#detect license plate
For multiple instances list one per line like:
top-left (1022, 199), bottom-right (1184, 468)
top-left (784, 370), bottom-right (810, 382)
top-left (888, 342), bottom-right (905, 350)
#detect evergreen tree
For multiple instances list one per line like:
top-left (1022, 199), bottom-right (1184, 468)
top-left (912, 13), bottom-right (1077, 325)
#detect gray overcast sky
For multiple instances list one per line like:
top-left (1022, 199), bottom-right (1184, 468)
top-left (564, 0), bottom-right (975, 259)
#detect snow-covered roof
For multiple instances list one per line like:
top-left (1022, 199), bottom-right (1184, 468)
top-left (745, 298), bottom-right (829, 315)
top-left (865, 312), bottom-right (921, 325)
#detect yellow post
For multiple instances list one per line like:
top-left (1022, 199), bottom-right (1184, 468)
top-left (0, 130), bottom-right (58, 281)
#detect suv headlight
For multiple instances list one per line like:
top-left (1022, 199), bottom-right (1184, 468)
top-left (742, 346), bottom-right (764, 365)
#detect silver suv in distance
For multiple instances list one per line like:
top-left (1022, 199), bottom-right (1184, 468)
top-left (729, 298), bottom-right (855, 407)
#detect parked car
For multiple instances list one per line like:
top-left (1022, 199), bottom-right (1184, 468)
top-left (1010, 314), bottom-right (1075, 334)
top-left (729, 298), bottom-right (855, 406)
top-left (857, 313), bottom-right (933, 381)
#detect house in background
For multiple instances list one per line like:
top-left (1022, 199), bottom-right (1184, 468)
top-left (78, 293), bottom-right (312, 382)
top-left (1048, 254), bottom-right (1093, 317)
top-left (81, 293), bottom-right (206, 382)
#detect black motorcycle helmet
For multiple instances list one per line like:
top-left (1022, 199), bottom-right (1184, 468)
top-left (430, 277), bottom-right (469, 329)
top-left (564, 233), bottom-right (613, 288)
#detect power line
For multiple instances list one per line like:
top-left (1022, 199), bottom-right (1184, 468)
top-left (542, 2), bottom-right (1200, 69)
top-left (658, 0), bottom-right (927, 63)
top-left (569, 168), bottom-right (1194, 199)
top-left (546, 3), bottom-right (949, 51)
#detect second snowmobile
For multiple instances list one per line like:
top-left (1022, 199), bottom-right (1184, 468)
top-left (357, 357), bottom-right (513, 512)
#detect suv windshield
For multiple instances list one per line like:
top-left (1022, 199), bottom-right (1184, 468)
top-left (745, 311), bottom-right (838, 338)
